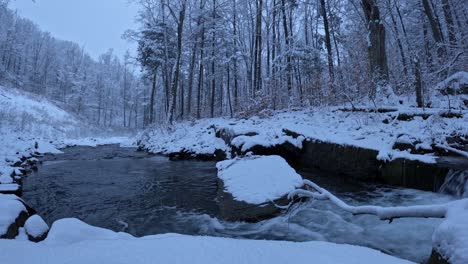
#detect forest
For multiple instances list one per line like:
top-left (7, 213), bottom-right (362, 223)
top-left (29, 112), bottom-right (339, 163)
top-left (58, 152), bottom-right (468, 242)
top-left (1, 0), bottom-right (466, 127)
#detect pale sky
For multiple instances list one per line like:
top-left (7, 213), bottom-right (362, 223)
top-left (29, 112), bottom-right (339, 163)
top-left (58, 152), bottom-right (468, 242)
top-left (10, 0), bottom-right (139, 60)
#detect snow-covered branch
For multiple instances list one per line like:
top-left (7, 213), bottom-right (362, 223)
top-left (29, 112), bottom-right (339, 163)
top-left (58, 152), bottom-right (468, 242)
top-left (435, 144), bottom-right (468, 158)
top-left (288, 179), bottom-right (451, 221)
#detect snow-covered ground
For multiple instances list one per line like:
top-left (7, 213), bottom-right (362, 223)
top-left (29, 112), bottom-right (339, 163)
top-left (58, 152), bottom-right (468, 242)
top-left (0, 218), bottom-right (413, 264)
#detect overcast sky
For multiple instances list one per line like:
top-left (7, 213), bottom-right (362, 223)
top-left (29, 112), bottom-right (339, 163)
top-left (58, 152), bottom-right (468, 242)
top-left (10, 0), bottom-right (139, 60)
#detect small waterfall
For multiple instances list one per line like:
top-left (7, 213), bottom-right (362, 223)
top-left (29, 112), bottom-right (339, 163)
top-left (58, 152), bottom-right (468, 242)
top-left (439, 170), bottom-right (468, 198)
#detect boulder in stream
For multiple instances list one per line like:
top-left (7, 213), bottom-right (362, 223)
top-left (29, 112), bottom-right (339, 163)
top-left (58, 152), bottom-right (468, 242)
top-left (216, 155), bottom-right (303, 221)
top-left (0, 194), bottom-right (29, 239)
top-left (25, 215), bottom-right (49, 242)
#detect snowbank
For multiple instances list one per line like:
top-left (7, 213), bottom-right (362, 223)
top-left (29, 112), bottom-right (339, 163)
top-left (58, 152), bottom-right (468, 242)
top-left (139, 105), bottom-right (467, 166)
top-left (140, 119), bottom-right (230, 156)
top-left (0, 195), bottom-right (26, 236)
top-left (0, 218), bottom-right (413, 264)
top-left (217, 156), bottom-right (303, 204)
top-left (62, 136), bottom-right (136, 148)
top-left (433, 199), bottom-right (468, 264)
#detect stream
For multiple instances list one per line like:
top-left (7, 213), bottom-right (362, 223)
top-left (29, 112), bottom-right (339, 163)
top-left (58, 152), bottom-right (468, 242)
top-left (23, 145), bottom-right (455, 263)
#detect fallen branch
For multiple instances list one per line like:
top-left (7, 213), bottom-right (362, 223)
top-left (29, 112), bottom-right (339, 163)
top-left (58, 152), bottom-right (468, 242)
top-left (288, 179), bottom-right (451, 222)
top-left (435, 144), bottom-right (468, 158)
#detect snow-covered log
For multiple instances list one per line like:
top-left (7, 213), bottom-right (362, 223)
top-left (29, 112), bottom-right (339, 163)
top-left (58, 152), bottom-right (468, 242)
top-left (288, 179), bottom-right (455, 221)
top-left (435, 144), bottom-right (468, 158)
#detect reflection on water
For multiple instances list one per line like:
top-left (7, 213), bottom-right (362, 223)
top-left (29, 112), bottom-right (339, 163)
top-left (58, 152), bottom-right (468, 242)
top-left (23, 145), bottom-right (454, 263)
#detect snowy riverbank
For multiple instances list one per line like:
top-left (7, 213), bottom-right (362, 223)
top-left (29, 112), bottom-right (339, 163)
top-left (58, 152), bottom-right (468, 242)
top-left (0, 218), bottom-right (414, 264)
top-left (0, 87), bottom-right (136, 187)
top-left (139, 107), bottom-right (467, 164)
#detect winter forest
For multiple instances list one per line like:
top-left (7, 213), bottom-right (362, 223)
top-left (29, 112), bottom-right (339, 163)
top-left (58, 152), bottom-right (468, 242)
top-left (1, 0), bottom-right (466, 126)
top-left (0, 0), bottom-right (467, 264)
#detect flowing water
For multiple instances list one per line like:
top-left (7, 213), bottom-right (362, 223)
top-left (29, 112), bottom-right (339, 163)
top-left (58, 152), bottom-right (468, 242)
top-left (23, 145), bottom-right (456, 263)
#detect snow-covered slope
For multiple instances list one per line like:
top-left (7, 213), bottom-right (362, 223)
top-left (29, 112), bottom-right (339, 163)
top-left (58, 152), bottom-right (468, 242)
top-left (0, 86), bottom-right (81, 184)
top-left (0, 86), bottom-right (79, 137)
top-left (0, 86), bottom-right (136, 184)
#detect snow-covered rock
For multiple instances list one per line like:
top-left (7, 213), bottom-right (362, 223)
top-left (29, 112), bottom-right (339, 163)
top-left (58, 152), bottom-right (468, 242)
top-left (217, 156), bottom-right (303, 205)
top-left (138, 119), bottom-right (230, 158)
top-left (0, 183), bottom-right (20, 194)
top-left (45, 218), bottom-right (133, 245)
top-left (0, 195), bottom-right (28, 239)
top-left (435, 71), bottom-right (468, 96)
top-left (0, 218), bottom-right (413, 264)
top-left (432, 199), bottom-right (468, 264)
top-left (432, 71), bottom-right (468, 109)
top-left (24, 215), bottom-right (49, 242)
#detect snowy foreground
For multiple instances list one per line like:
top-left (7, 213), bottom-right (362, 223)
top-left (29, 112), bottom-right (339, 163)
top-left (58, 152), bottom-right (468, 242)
top-left (0, 218), bottom-right (413, 264)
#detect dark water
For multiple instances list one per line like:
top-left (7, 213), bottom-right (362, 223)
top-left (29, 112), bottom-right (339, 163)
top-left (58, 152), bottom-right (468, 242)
top-left (23, 145), bottom-right (455, 263)
top-left (23, 145), bottom-right (219, 236)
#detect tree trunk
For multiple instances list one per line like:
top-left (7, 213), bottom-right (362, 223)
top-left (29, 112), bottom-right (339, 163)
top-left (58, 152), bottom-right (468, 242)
top-left (421, 0), bottom-right (445, 60)
top-left (361, 0), bottom-right (389, 86)
top-left (150, 72), bottom-right (157, 124)
top-left (197, 26), bottom-right (205, 119)
top-left (441, 0), bottom-right (457, 49)
top-left (281, 0), bottom-right (293, 95)
top-left (320, 0), bottom-right (335, 85)
top-left (187, 41), bottom-right (198, 118)
top-left (210, 0), bottom-right (216, 118)
top-left (253, 0), bottom-right (263, 93)
top-left (386, 0), bottom-right (408, 77)
top-left (168, 1), bottom-right (187, 124)
top-left (413, 57), bottom-right (424, 108)
top-left (232, 0), bottom-right (239, 110)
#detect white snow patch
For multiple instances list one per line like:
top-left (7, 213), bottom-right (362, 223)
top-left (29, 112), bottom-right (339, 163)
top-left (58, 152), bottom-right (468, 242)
top-left (217, 156), bottom-right (303, 204)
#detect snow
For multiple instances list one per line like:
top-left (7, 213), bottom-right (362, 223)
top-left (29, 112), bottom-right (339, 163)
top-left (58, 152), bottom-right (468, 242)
top-left (140, 107), bottom-right (467, 165)
top-left (231, 134), bottom-right (304, 153)
top-left (431, 71), bottom-right (468, 109)
top-left (433, 199), bottom-right (468, 264)
top-left (0, 183), bottom-right (20, 192)
top-left (0, 195), bottom-right (26, 235)
top-left (45, 218), bottom-right (133, 245)
top-left (24, 215), bottom-right (49, 238)
top-left (435, 71), bottom-right (468, 92)
top-left (0, 86), bottom-right (78, 184)
top-left (217, 156), bottom-right (304, 204)
top-left (140, 119), bottom-right (231, 156)
top-left (0, 85), bottom-right (136, 186)
top-left (63, 136), bottom-right (136, 148)
top-left (0, 218), bottom-right (414, 264)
